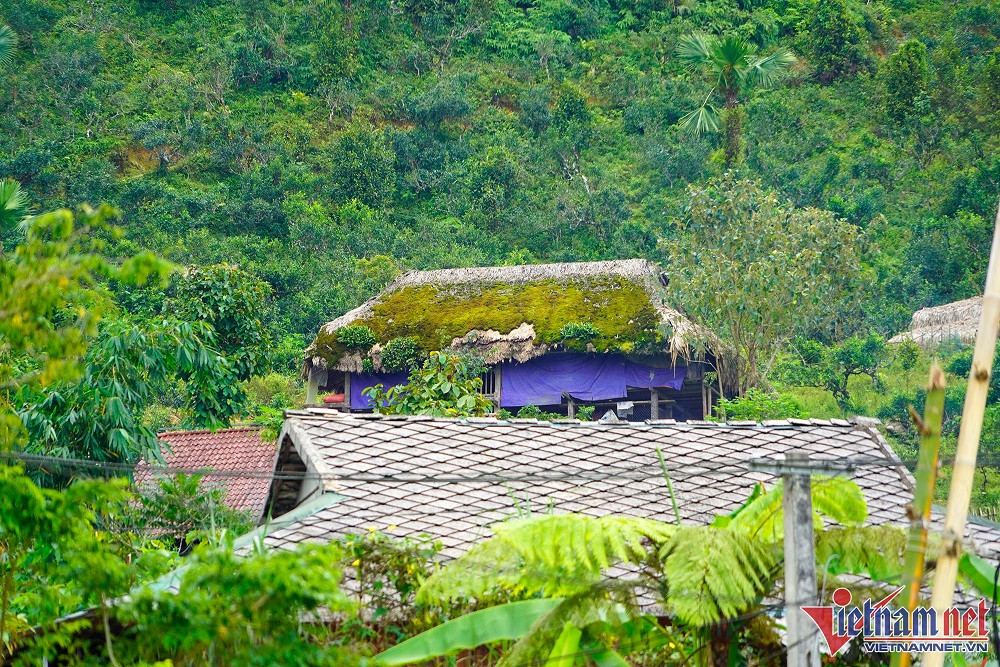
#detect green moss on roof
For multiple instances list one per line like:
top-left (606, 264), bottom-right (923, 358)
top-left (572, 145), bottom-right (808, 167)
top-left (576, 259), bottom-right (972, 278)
top-left (311, 277), bottom-right (664, 366)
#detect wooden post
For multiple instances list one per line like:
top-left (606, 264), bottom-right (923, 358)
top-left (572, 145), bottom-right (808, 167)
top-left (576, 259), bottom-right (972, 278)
top-left (650, 389), bottom-right (659, 420)
top-left (783, 451), bottom-right (821, 667)
top-left (923, 201), bottom-right (1000, 667)
top-left (893, 363), bottom-right (945, 667)
top-left (306, 368), bottom-right (319, 405)
top-left (344, 372), bottom-right (352, 411)
top-left (564, 392), bottom-right (575, 419)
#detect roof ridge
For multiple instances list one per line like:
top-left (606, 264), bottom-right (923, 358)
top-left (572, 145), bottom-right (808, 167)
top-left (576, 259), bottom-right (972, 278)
top-left (386, 258), bottom-right (656, 290)
top-left (157, 426), bottom-right (263, 437)
top-left (285, 411), bottom-right (871, 429)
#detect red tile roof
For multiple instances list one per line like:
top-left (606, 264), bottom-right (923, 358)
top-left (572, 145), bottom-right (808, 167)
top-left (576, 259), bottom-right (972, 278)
top-left (135, 427), bottom-right (278, 519)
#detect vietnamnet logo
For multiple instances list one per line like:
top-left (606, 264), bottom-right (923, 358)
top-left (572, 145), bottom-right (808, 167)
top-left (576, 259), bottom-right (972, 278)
top-left (801, 587), bottom-right (992, 654)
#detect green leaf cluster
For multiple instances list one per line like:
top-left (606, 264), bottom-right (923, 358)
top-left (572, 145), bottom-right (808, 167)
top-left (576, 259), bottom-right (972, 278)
top-left (364, 352), bottom-right (493, 417)
top-left (336, 324), bottom-right (377, 350)
top-left (379, 336), bottom-right (423, 372)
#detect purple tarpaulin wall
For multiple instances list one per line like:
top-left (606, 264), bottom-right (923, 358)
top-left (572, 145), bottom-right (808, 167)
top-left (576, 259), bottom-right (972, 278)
top-left (350, 370), bottom-right (409, 409)
top-left (499, 353), bottom-right (685, 408)
top-left (350, 354), bottom-right (686, 410)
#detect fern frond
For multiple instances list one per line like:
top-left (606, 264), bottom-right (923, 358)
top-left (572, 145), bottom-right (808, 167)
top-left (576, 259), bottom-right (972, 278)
top-left (811, 477), bottom-right (867, 526)
top-left (658, 526), bottom-right (778, 626)
top-left (418, 538), bottom-right (559, 603)
top-left (493, 514), bottom-right (675, 572)
top-left (497, 580), bottom-right (640, 667)
top-left (418, 514), bottom-right (674, 603)
top-left (729, 477), bottom-right (867, 541)
top-left (816, 525), bottom-right (914, 583)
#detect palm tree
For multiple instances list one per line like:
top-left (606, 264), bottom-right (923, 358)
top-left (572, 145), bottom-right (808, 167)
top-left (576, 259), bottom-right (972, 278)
top-left (0, 24), bottom-right (16, 68)
top-left (676, 33), bottom-right (796, 167)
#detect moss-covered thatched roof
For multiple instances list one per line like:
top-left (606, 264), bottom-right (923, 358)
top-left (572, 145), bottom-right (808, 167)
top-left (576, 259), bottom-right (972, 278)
top-left (305, 259), bottom-right (723, 374)
top-left (889, 296), bottom-right (981, 348)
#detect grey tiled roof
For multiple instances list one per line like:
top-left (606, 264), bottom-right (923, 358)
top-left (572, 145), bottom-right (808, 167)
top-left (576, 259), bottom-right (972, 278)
top-left (262, 410), bottom-right (1000, 562)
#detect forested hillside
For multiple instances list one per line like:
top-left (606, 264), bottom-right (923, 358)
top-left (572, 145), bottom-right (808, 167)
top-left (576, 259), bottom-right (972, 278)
top-left (3, 0), bottom-right (999, 346)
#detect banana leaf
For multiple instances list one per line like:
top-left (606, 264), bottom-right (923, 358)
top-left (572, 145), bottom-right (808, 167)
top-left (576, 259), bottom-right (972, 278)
top-left (544, 622), bottom-right (582, 667)
top-left (959, 552), bottom-right (998, 600)
top-left (375, 598), bottom-right (563, 666)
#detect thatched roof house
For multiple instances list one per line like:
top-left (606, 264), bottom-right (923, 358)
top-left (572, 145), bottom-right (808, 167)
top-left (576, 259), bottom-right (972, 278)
top-left (304, 259), bottom-right (730, 420)
top-left (889, 296), bottom-right (981, 348)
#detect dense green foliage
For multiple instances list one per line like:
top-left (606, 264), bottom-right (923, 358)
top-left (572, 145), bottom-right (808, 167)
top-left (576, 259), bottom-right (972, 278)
top-left (117, 541), bottom-right (359, 666)
top-left (2, 0), bottom-right (997, 350)
top-left (3, 0), bottom-right (1000, 663)
top-left (711, 387), bottom-right (806, 421)
top-left (17, 318), bottom-right (236, 470)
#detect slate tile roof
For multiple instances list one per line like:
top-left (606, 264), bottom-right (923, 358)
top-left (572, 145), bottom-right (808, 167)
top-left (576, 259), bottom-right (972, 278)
top-left (261, 410), bottom-right (1000, 562)
top-left (135, 427), bottom-right (278, 519)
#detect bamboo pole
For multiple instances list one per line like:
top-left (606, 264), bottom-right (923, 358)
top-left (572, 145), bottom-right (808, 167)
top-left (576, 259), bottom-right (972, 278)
top-left (923, 200), bottom-right (1000, 667)
top-left (893, 363), bottom-right (945, 667)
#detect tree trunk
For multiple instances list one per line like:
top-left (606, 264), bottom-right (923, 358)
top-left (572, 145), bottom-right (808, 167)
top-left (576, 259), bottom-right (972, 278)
top-left (706, 621), bottom-right (732, 667)
top-left (723, 89), bottom-right (742, 168)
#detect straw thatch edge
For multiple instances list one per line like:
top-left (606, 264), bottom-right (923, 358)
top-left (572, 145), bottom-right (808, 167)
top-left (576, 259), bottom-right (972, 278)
top-left (889, 296), bottom-right (982, 349)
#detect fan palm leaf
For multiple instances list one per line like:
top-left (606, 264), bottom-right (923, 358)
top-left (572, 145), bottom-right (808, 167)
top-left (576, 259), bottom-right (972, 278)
top-left (675, 32), bottom-right (713, 66)
top-left (677, 104), bottom-right (720, 134)
top-left (712, 35), bottom-right (756, 89)
top-left (0, 179), bottom-right (29, 232)
top-left (742, 49), bottom-right (798, 88)
top-left (0, 24), bottom-right (16, 68)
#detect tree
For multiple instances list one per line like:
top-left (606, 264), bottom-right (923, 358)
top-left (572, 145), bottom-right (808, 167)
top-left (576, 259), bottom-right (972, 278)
top-left (883, 39), bottom-right (928, 122)
top-left (663, 174), bottom-right (867, 394)
top-left (0, 205), bottom-right (178, 658)
top-left (323, 123), bottom-right (396, 209)
top-left (676, 33), bottom-right (796, 167)
top-left (807, 0), bottom-right (867, 84)
top-left (1, 205), bottom-right (171, 451)
top-left (168, 263), bottom-right (273, 383)
top-left (17, 317), bottom-right (239, 473)
top-left (363, 352), bottom-right (494, 417)
top-left (777, 333), bottom-right (888, 411)
top-left (0, 469), bottom-right (170, 662)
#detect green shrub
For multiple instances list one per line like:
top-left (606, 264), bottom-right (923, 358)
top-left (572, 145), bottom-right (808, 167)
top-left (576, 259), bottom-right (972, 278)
top-left (381, 336), bottom-right (423, 371)
top-left (515, 404), bottom-right (563, 420)
top-left (364, 352), bottom-right (493, 417)
top-left (898, 340), bottom-right (920, 371)
top-left (245, 372), bottom-right (303, 409)
top-left (336, 324), bottom-right (377, 350)
top-left (712, 389), bottom-right (807, 422)
top-left (559, 321), bottom-right (601, 340)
